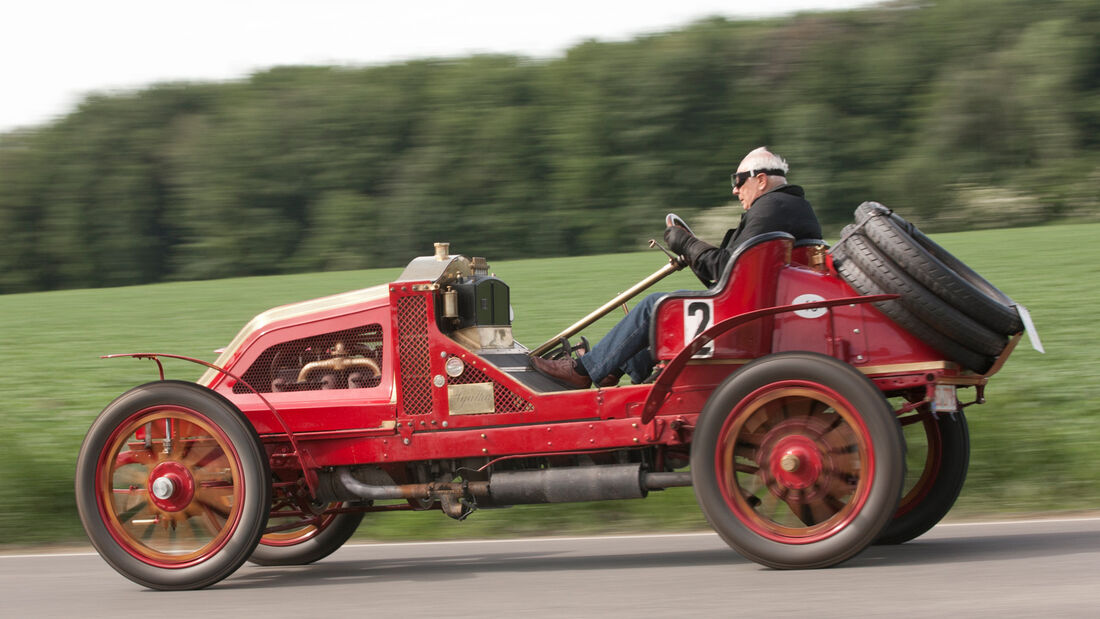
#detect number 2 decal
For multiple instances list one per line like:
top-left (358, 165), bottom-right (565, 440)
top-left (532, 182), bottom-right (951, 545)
top-left (684, 299), bottom-right (714, 358)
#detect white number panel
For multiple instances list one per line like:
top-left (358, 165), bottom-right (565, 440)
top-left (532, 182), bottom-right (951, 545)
top-left (684, 299), bottom-right (714, 358)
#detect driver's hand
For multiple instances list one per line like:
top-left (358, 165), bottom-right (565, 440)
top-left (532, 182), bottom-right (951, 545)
top-left (664, 226), bottom-right (716, 265)
top-left (665, 226), bottom-right (695, 255)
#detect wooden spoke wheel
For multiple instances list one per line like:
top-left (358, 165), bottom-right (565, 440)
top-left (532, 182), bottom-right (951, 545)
top-left (692, 352), bottom-right (905, 569)
top-left (76, 381), bottom-right (270, 590)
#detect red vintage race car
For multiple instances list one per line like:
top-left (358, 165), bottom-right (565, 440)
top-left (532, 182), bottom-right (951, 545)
top-left (75, 203), bottom-right (1037, 590)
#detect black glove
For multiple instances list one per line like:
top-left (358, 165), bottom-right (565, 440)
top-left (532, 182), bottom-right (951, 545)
top-left (664, 226), bottom-right (715, 265)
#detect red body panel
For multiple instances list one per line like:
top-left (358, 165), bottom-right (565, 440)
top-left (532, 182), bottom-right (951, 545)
top-left (189, 237), bottom-right (984, 475)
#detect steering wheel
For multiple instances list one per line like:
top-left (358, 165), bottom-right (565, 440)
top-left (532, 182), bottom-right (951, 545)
top-left (666, 213), bottom-right (695, 237)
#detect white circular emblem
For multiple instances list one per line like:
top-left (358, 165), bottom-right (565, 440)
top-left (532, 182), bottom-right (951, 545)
top-left (792, 294), bottom-right (828, 319)
top-left (445, 356), bottom-right (465, 377)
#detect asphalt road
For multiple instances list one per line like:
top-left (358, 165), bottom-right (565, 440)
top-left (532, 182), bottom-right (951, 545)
top-left (3, 517), bottom-right (1098, 618)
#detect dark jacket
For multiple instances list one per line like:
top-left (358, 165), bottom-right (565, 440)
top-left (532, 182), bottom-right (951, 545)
top-left (692, 184), bottom-right (822, 285)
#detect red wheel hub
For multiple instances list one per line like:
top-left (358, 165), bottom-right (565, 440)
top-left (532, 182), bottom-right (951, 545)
top-left (147, 461), bottom-right (196, 512)
top-left (768, 436), bottom-right (822, 490)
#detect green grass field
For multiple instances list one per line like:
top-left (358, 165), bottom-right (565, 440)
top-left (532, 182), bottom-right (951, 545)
top-left (1, 223), bottom-right (1097, 545)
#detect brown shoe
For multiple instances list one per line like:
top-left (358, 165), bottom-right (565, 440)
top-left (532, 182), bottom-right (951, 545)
top-left (531, 356), bottom-right (591, 389)
top-left (597, 374), bottom-right (621, 388)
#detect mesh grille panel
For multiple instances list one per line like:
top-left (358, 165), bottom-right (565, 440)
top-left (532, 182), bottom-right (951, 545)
top-left (450, 365), bottom-right (534, 414)
top-left (236, 325), bottom-right (383, 394)
top-left (397, 296), bottom-right (433, 415)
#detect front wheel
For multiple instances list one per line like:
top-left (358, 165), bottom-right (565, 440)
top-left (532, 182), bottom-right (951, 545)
top-left (75, 381), bottom-right (271, 590)
top-left (691, 352), bottom-right (905, 569)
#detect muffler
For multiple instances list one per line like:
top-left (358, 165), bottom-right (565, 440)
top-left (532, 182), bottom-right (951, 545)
top-left (488, 463), bottom-right (647, 504)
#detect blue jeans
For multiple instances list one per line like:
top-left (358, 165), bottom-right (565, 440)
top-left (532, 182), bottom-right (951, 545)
top-left (578, 292), bottom-right (666, 384)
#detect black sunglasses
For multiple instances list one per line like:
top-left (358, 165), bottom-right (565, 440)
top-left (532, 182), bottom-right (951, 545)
top-left (731, 168), bottom-right (786, 189)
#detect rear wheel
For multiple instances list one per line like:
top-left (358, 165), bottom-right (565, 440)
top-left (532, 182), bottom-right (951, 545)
top-left (877, 411), bottom-right (969, 545)
top-left (250, 501), bottom-right (364, 566)
top-left (75, 381), bottom-right (270, 590)
top-left (691, 352), bottom-right (905, 569)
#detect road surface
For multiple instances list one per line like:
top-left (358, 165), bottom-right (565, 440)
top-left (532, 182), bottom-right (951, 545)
top-left (2, 517), bottom-right (1098, 617)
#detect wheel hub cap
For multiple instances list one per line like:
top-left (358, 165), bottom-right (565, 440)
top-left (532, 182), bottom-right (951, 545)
top-left (769, 436), bottom-right (823, 490)
top-left (780, 453), bottom-right (800, 472)
top-left (147, 461), bottom-right (196, 512)
top-left (151, 476), bottom-right (176, 500)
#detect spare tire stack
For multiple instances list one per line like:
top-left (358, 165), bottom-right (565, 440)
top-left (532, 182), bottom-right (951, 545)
top-left (832, 202), bottom-right (1023, 374)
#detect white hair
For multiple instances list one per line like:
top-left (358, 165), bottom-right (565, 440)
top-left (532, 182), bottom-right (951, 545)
top-left (737, 147), bottom-right (789, 175)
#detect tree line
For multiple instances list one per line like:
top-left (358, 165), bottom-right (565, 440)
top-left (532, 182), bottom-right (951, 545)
top-left (1, 0), bottom-right (1097, 293)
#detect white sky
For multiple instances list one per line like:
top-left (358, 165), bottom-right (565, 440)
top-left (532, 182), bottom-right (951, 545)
top-left (1, 0), bottom-right (879, 132)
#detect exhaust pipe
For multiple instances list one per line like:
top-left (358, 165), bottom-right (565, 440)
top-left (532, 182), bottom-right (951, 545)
top-left (642, 471), bottom-right (693, 490)
top-left (327, 464), bottom-right (692, 511)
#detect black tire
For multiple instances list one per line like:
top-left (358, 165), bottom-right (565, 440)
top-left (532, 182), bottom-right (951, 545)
top-left (250, 504), bottom-right (364, 566)
top-left (75, 381), bottom-right (271, 590)
top-left (833, 244), bottom-right (996, 373)
top-left (691, 352), bottom-right (905, 569)
top-left (877, 411), bottom-right (969, 545)
top-left (835, 227), bottom-right (1008, 357)
top-left (853, 202), bottom-right (1022, 335)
